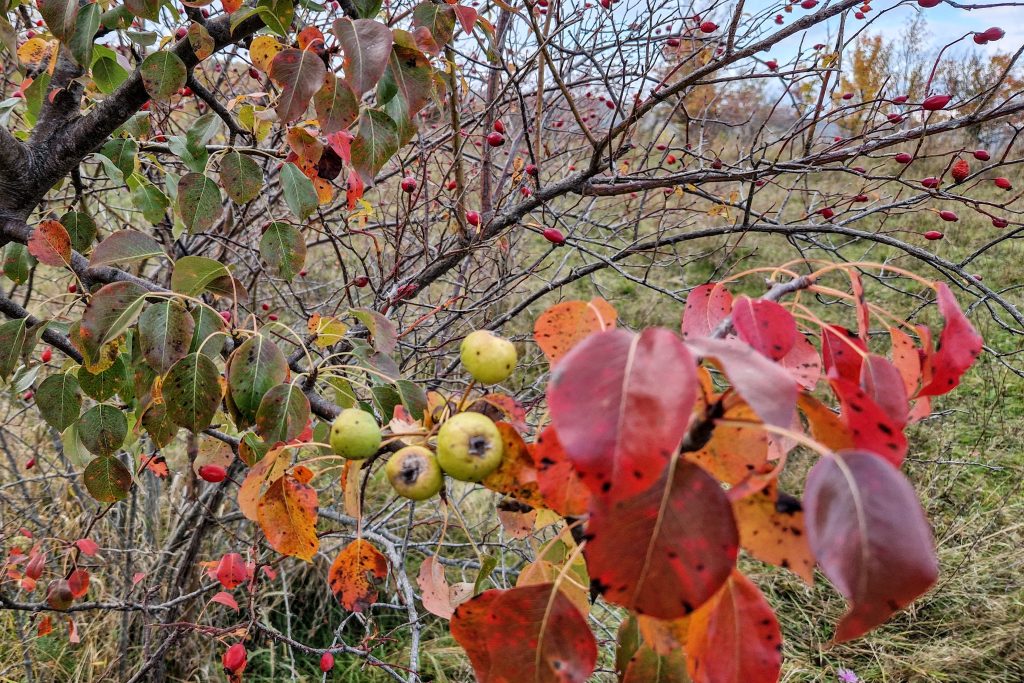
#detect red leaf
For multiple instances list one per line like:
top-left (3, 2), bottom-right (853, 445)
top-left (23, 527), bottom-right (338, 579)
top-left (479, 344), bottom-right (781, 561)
top-left (685, 336), bottom-right (798, 429)
top-left (804, 450), bottom-right (938, 642)
top-left (28, 220), bottom-right (73, 268)
top-left (917, 283), bottom-right (982, 397)
top-left (685, 570), bottom-right (783, 683)
top-left (859, 354), bottom-right (908, 427)
top-left (548, 328), bottom-right (697, 501)
top-left (531, 426), bottom-right (591, 517)
top-left (681, 283), bottom-right (732, 339)
top-left (74, 538), bottom-right (99, 556)
top-left (327, 130), bottom-right (354, 164)
top-left (829, 376), bottom-right (907, 467)
top-left (453, 4), bottom-right (478, 34)
top-left (37, 615), bottom-right (52, 637)
top-left (778, 333), bottom-right (821, 389)
top-left (216, 552), bottom-right (248, 589)
top-left (67, 569), bottom-right (89, 599)
top-left (533, 298), bottom-right (617, 366)
top-left (451, 583), bottom-right (597, 683)
top-left (731, 297), bottom-right (797, 361)
top-left (332, 18), bottom-right (394, 95)
top-left (584, 460), bottom-right (738, 619)
top-left (211, 590), bottom-right (240, 611)
top-left (345, 167), bottom-right (364, 209)
top-left (821, 325), bottom-right (866, 383)
top-left (269, 47), bottom-right (327, 123)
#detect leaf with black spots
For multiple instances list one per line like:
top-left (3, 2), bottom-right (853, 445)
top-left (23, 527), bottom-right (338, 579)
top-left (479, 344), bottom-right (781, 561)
top-left (681, 283), bottom-right (732, 340)
top-left (28, 220), bottom-right (72, 268)
top-left (89, 230), bottom-right (166, 269)
top-left (269, 47), bottom-right (327, 123)
top-left (83, 455), bottom-right (132, 503)
top-left (140, 51), bottom-right (186, 100)
top-left (78, 354), bottom-right (126, 402)
top-left (533, 298), bottom-right (617, 366)
top-left (255, 383), bottom-right (310, 443)
top-left (0, 319), bottom-right (27, 380)
top-left (260, 222), bottom-right (306, 282)
top-left (314, 74), bottom-right (359, 135)
top-left (79, 281), bottom-right (146, 367)
top-left (227, 335), bottom-right (288, 427)
top-left (328, 539), bottom-right (388, 611)
top-left (917, 283), bottom-right (983, 397)
top-left (139, 300), bottom-right (195, 374)
top-left (78, 404), bottom-right (128, 457)
top-left (530, 426), bottom-right (590, 516)
top-left (731, 480), bottom-right (815, 584)
top-left (829, 376), bottom-right (907, 467)
top-left (731, 296), bottom-right (797, 361)
top-left (176, 173), bottom-right (223, 234)
top-left (36, 373), bottom-right (82, 431)
top-left (821, 324), bottom-right (866, 383)
top-left (163, 353), bottom-right (222, 433)
top-left (218, 150), bottom-right (264, 204)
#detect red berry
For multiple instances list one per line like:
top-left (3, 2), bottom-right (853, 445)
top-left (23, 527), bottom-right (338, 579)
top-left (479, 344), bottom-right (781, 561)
top-left (711, 159), bottom-right (723, 170)
top-left (268, 314), bottom-right (278, 321)
top-left (446, 180), bottom-right (457, 190)
top-left (599, 0), bottom-right (610, 8)
top-left (520, 187), bottom-right (532, 197)
top-left (775, 14), bottom-right (784, 24)
top-left (353, 276), bottom-right (370, 288)
top-left (939, 210), bottom-right (958, 222)
top-left (202, 8), bottom-right (210, 18)
top-left (973, 149), bottom-right (991, 161)
top-left (249, 67), bottom-right (260, 79)
top-left (842, 92), bottom-right (854, 100)
top-left (222, 644), bottom-right (247, 673)
top-left (542, 228), bottom-right (566, 245)
top-left (973, 33), bottom-right (989, 45)
top-left (994, 177), bottom-right (1012, 190)
top-left (951, 158), bottom-right (970, 183)
top-left (466, 210), bottom-right (480, 227)
top-left (23, 391), bottom-right (32, 401)
top-left (922, 94), bottom-right (951, 111)
top-left (26, 458), bottom-right (35, 469)
top-left (400, 176), bottom-right (417, 193)
top-left (992, 217), bottom-right (1009, 228)
top-left (493, 120), bottom-right (505, 134)
top-left (800, 0), bottom-right (818, 8)
top-left (68, 283), bottom-right (77, 293)
top-left (175, 27), bottom-right (187, 40)
top-left (852, 166), bottom-right (867, 174)
top-left (855, 11), bottom-right (865, 19)
top-left (26, 30), bottom-right (35, 39)
top-left (525, 163), bottom-right (538, 177)
top-left (917, 0), bottom-right (941, 7)
top-left (921, 177), bottom-right (940, 189)
top-left (485, 132), bottom-right (504, 147)
top-left (982, 27), bottom-right (1005, 41)
top-left (299, 270), bottom-right (307, 277)
top-left (887, 113), bottom-right (904, 123)
top-left (895, 153), bottom-right (913, 164)
top-left (766, 59), bottom-right (778, 71)
top-left (219, 310), bottom-right (232, 323)
top-left (41, 348), bottom-right (52, 363)
top-left (666, 38), bottom-right (680, 47)
top-left (666, 154), bottom-right (676, 164)
top-left (199, 465), bottom-right (227, 483)
top-left (261, 303), bottom-right (270, 311)
top-left (819, 207), bottom-right (834, 219)
top-left (699, 21), bottom-right (718, 33)
top-left (853, 194), bottom-right (869, 202)
top-left (320, 653), bottom-right (335, 672)
top-left (892, 95), bottom-right (909, 104)
top-left (924, 230), bottom-right (944, 240)
top-left (182, 86), bottom-right (193, 97)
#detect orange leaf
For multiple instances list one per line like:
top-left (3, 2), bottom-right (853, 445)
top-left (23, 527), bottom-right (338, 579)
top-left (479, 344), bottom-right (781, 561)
top-left (238, 447), bottom-right (287, 521)
top-left (637, 614), bottom-right (690, 655)
top-left (37, 615), bottom-right (52, 637)
top-left (685, 401), bottom-right (770, 485)
top-left (256, 473), bottom-right (319, 561)
top-left (482, 423), bottom-right (543, 507)
top-left (416, 554), bottom-right (473, 619)
top-left (889, 326), bottom-right (921, 396)
top-left (533, 297), bottom-right (616, 365)
top-left (731, 480), bottom-right (815, 584)
top-left (797, 393), bottom-right (854, 451)
top-left (328, 539), bottom-right (388, 612)
top-left (28, 220), bottom-right (72, 268)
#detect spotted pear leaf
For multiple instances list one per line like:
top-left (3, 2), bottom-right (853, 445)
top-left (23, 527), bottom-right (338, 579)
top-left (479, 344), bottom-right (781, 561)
top-left (584, 459), bottom-right (739, 619)
top-left (79, 282), bottom-right (147, 364)
top-left (314, 74), bottom-right (359, 135)
top-left (219, 150), bottom-right (264, 204)
top-left (259, 222), bottom-right (306, 282)
top-left (140, 51), bottom-right (187, 100)
top-left (917, 283), bottom-right (983, 397)
top-left (36, 373), bottom-right (82, 431)
top-left (328, 539), bottom-right (389, 612)
top-left (821, 324), bottom-right (866, 384)
top-left (533, 298), bottom-right (617, 366)
top-left (269, 47), bottom-right (327, 123)
top-left (333, 18), bottom-right (393, 95)
top-left (28, 220), bottom-right (72, 268)
top-left (176, 173), bottom-right (223, 234)
top-left (83, 455), bottom-right (132, 503)
top-left (88, 230), bottom-right (166, 269)
top-left (731, 480), bottom-right (815, 584)
top-left (78, 404), bottom-right (128, 457)
top-left (227, 334), bottom-right (288, 427)
top-left (829, 376), bottom-right (907, 467)
top-left (681, 283), bottom-right (732, 340)
top-left (138, 300), bottom-right (195, 374)
top-left (804, 450), bottom-right (938, 643)
top-left (257, 471), bottom-right (319, 561)
top-left (0, 319), bottom-right (27, 380)
top-left (530, 425), bottom-right (590, 517)
top-left (255, 383), bottom-right (310, 443)
top-left (731, 296), bottom-right (797, 361)
top-left (548, 328), bottom-right (697, 501)
top-left (350, 109), bottom-right (399, 184)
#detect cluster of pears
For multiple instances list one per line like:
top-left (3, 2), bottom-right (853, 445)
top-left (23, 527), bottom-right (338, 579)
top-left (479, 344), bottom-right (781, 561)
top-left (328, 330), bottom-right (518, 500)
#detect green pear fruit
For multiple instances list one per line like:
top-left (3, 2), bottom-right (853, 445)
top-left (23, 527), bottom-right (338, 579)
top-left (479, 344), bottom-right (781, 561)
top-left (436, 412), bottom-right (503, 481)
top-left (386, 446), bottom-right (444, 500)
top-left (460, 330), bottom-right (517, 385)
top-left (329, 408), bottom-right (381, 460)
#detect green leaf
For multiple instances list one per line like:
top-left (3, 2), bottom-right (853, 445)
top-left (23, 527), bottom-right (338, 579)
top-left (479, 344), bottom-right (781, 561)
top-left (101, 139), bottom-right (138, 178)
top-left (260, 222), bottom-right (307, 282)
top-left (69, 2), bottom-right (100, 67)
top-left (353, 0), bottom-right (383, 19)
top-left (412, 2), bottom-right (456, 49)
top-left (96, 152), bottom-right (125, 185)
top-left (333, 17), bottom-right (393, 95)
top-left (131, 179), bottom-right (171, 224)
top-left (168, 134), bottom-right (209, 173)
top-left (89, 230), bottom-right (166, 268)
top-left (83, 455), bottom-right (132, 502)
top-left (171, 256), bottom-right (231, 297)
top-left (140, 51), bottom-right (187, 100)
top-left (2, 243), bottom-right (30, 284)
top-left (255, 383), bottom-right (310, 443)
top-left (395, 379), bottom-right (427, 420)
top-left (351, 109), bottom-right (399, 183)
top-left (80, 282), bottom-right (147, 363)
top-left (279, 162), bottom-right (318, 221)
top-left (219, 150), bottom-right (264, 204)
top-left (370, 384), bottom-right (401, 420)
top-left (164, 352), bottom-right (222, 432)
top-left (227, 334), bottom-right (288, 427)
top-left (38, 0), bottom-right (78, 41)
top-left (78, 355), bottom-right (126, 401)
top-left (256, 0), bottom-right (295, 37)
top-left (124, 0), bottom-right (160, 21)
top-left (78, 403), bottom-right (128, 457)
top-left (140, 401), bottom-right (178, 448)
top-left (269, 47), bottom-right (326, 123)
top-left (0, 318), bottom-right (27, 381)
top-left (379, 44), bottom-right (434, 121)
top-left (92, 56), bottom-right (129, 94)
top-left (313, 74), bottom-right (359, 135)
top-left (61, 422), bottom-right (88, 468)
top-left (139, 300), bottom-right (195, 374)
top-left (176, 173), bottom-right (223, 233)
top-left (189, 304), bottom-right (228, 357)
top-left (474, 554), bottom-right (498, 594)
top-left (24, 72), bottom-right (50, 126)
top-left (59, 211), bottom-right (97, 254)
top-left (37, 373), bottom-right (82, 432)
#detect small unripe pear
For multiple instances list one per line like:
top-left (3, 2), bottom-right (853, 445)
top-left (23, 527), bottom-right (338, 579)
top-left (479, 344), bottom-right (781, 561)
top-left (386, 446), bottom-right (444, 500)
top-left (460, 330), bottom-right (517, 385)
top-left (330, 409), bottom-right (382, 460)
top-left (436, 413), bottom-right (503, 481)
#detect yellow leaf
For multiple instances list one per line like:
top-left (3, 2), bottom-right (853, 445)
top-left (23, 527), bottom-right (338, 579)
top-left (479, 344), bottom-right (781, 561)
top-left (250, 35), bottom-right (284, 73)
top-left (17, 37), bottom-right (52, 65)
top-left (307, 313), bottom-right (348, 348)
top-left (238, 447), bottom-right (287, 521)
